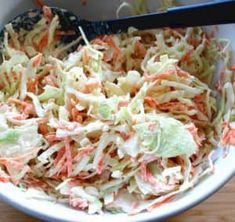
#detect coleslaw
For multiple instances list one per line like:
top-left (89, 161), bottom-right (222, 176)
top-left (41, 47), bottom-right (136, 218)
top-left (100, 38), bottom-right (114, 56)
top-left (0, 5), bottom-right (234, 215)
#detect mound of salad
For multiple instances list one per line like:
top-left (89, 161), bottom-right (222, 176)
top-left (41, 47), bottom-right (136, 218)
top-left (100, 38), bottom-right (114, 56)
top-left (0, 3), bottom-right (235, 215)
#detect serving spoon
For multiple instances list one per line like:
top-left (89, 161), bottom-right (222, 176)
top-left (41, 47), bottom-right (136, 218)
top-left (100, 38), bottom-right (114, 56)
top-left (1, 0), bottom-right (235, 47)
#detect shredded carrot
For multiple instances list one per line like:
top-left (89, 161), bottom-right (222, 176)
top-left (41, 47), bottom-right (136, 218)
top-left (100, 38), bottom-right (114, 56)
top-left (23, 103), bottom-right (35, 116)
top-left (70, 197), bottom-right (88, 210)
top-left (12, 71), bottom-right (18, 81)
top-left (103, 52), bottom-right (112, 63)
top-left (8, 98), bottom-right (28, 107)
top-left (44, 75), bottom-right (57, 87)
top-left (140, 162), bottom-right (148, 182)
top-left (194, 94), bottom-right (204, 103)
top-left (158, 101), bottom-right (192, 112)
top-left (42, 5), bottom-right (53, 22)
top-left (3, 72), bottom-right (10, 83)
top-left (25, 178), bottom-right (46, 188)
top-left (71, 108), bottom-right (83, 123)
top-left (97, 159), bottom-right (104, 175)
top-left (54, 142), bottom-right (72, 179)
top-left (229, 65), bottom-right (235, 71)
top-left (54, 147), bottom-right (65, 166)
top-left (144, 72), bottom-right (173, 81)
top-left (32, 53), bottom-right (42, 67)
top-left (84, 80), bottom-right (101, 93)
top-left (164, 28), bottom-right (184, 38)
top-left (55, 158), bottom-right (67, 177)
top-left (181, 49), bottom-right (193, 62)
top-left (119, 132), bottom-right (131, 141)
top-left (55, 30), bottom-right (76, 36)
top-left (222, 125), bottom-right (235, 146)
top-left (102, 35), bottom-right (121, 54)
top-left (144, 96), bottom-right (159, 108)
top-left (91, 38), bottom-right (105, 45)
top-left (74, 145), bottom-right (94, 160)
top-left (140, 161), bottom-right (163, 186)
top-left (0, 169), bottom-right (10, 183)
top-left (187, 124), bottom-right (204, 147)
top-left (38, 118), bottom-right (49, 135)
top-left (27, 63), bottom-right (51, 92)
top-left (38, 33), bottom-right (48, 52)
top-left (76, 171), bottom-right (90, 179)
top-left (188, 36), bottom-right (200, 47)
top-left (222, 121), bottom-right (229, 129)
top-left (45, 133), bottom-right (60, 143)
top-left (134, 40), bottom-right (146, 58)
top-left (118, 100), bottom-right (129, 108)
top-left (131, 84), bottom-right (139, 94)
top-left (176, 67), bottom-right (190, 77)
top-left (69, 98), bottom-right (83, 123)
top-left (27, 78), bottom-right (37, 93)
top-left (109, 149), bottom-right (117, 158)
top-left (139, 32), bottom-right (155, 44)
top-left (193, 94), bottom-right (207, 115)
top-left (102, 35), bottom-right (121, 63)
top-left (81, 49), bottom-right (90, 65)
top-left (29, 64), bottom-right (54, 91)
top-left (65, 139), bottom-right (73, 177)
top-left (8, 98), bottom-right (35, 117)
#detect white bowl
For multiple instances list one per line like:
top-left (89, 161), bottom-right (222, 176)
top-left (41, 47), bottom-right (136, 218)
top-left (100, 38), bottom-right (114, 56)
top-left (0, 1), bottom-right (234, 221)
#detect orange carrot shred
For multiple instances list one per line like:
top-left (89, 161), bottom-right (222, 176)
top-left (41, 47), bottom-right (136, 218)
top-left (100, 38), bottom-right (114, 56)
top-left (229, 65), bottom-right (235, 71)
top-left (37, 33), bottom-right (48, 52)
top-left (222, 125), bottom-right (235, 146)
top-left (65, 139), bottom-right (73, 177)
top-left (144, 96), bottom-right (159, 108)
top-left (147, 195), bottom-right (176, 211)
top-left (97, 160), bottom-right (103, 175)
top-left (134, 40), bottom-right (146, 58)
top-left (181, 49), bottom-right (193, 62)
top-left (55, 30), bottom-right (76, 36)
top-left (42, 5), bottom-right (53, 22)
top-left (32, 53), bottom-right (42, 67)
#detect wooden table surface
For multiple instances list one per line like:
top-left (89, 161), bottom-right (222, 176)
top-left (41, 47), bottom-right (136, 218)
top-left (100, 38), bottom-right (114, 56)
top-left (0, 177), bottom-right (234, 222)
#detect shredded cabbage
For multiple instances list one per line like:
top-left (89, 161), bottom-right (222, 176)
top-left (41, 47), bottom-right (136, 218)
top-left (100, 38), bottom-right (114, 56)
top-left (134, 115), bottom-right (197, 157)
top-left (0, 4), bottom-right (233, 215)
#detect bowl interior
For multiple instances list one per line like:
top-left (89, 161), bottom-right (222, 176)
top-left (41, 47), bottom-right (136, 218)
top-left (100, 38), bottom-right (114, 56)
top-left (0, 1), bottom-right (234, 222)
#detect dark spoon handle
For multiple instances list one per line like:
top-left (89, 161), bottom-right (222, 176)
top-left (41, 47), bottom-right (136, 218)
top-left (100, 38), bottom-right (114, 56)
top-left (85, 0), bottom-right (235, 38)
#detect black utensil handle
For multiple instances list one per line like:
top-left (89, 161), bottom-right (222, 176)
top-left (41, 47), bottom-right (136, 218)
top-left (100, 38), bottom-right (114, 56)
top-left (98, 0), bottom-right (235, 34)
